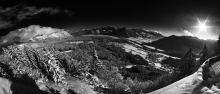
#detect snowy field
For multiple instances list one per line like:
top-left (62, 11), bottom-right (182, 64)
top-left (148, 62), bottom-right (205, 94)
top-left (123, 44), bottom-right (148, 60)
top-left (117, 43), bottom-right (178, 72)
top-left (128, 37), bottom-right (156, 43)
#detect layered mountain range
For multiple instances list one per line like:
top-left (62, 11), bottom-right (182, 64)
top-left (72, 26), bottom-right (164, 40)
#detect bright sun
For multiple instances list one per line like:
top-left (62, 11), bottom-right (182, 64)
top-left (194, 16), bottom-right (212, 40)
top-left (198, 23), bottom-right (207, 32)
top-left (196, 17), bottom-right (208, 34)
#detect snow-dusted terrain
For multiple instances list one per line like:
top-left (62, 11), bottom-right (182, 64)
top-left (128, 37), bottom-right (156, 43)
top-left (109, 40), bottom-right (179, 73)
top-left (148, 56), bottom-right (220, 94)
top-left (148, 61), bottom-right (205, 94)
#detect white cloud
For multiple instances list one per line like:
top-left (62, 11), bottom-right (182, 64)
top-left (211, 36), bottom-right (218, 40)
top-left (0, 25), bottom-right (71, 46)
top-left (184, 30), bottom-right (194, 37)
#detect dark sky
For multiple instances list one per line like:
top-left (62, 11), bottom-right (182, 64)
top-left (0, 0), bottom-right (220, 38)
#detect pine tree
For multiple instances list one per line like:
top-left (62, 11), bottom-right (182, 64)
top-left (214, 35), bottom-right (220, 56)
top-left (179, 49), bottom-right (196, 77)
top-left (199, 44), bottom-right (209, 64)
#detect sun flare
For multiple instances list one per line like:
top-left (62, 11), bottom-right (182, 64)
top-left (196, 17), bottom-right (209, 34)
top-left (193, 16), bottom-right (213, 40)
top-left (198, 23), bottom-right (207, 32)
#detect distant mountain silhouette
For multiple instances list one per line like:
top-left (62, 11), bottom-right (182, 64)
top-left (146, 35), bottom-right (216, 57)
top-left (71, 26), bottom-right (164, 40)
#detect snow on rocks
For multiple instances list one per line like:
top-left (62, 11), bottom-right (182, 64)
top-left (201, 85), bottom-right (220, 94)
top-left (154, 63), bottom-right (162, 68)
top-left (150, 63), bottom-right (175, 73)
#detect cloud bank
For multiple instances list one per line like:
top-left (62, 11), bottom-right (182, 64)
top-left (0, 4), bottom-right (73, 29)
top-left (0, 25), bottom-right (71, 46)
top-left (184, 30), bottom-right (195, 37)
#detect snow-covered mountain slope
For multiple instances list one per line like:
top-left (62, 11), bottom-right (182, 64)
top-left (148, 62), bottom-right (204, 94)
top-left (148, 56), bottom-right (220, 94)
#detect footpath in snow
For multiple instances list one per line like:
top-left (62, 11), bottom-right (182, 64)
top-left (148, 57), bottom-right (208, 94)
top-left (148, 56), bottom-right (220, 94)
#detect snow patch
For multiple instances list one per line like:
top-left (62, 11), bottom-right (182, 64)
top-left (144, 45), bottom-right (164, 52)
top-left (154, 63), bottom-right (162, 68)
top-left (156, 53), bottom-right (180, 59)
top-left (66, 41), bottom-right (84, 44)
top-left (123, 44), bottom-right (148, 60)
top-left (82, 34), bottom-right (119, 39)
top-left (128, 37), bottom-right (154, 43)
top-left (125, 65), bottom-right (134, 68)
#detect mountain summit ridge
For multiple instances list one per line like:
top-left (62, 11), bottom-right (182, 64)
top-left (72, 26), bottom-right (164, 40)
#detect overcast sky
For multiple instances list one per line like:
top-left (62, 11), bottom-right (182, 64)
top-left (0, 0), bottom-right (220, 38)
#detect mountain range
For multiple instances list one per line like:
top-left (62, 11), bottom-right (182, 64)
top-left (146, 35), bottom-right (216, 57)
top-left (71, 26), bottom-right (164, 40)
top-left (71, 26), bottom-right (216, 58)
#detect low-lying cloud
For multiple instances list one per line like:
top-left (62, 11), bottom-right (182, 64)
top-left (184, 30), bottom-right (194, 37)
top-left (0, 4), bottom-right (74, 29)
top-left (0, 25), bottom-right (71, 46)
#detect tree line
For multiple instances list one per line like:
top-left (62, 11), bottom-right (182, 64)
top-left (179, 35), bottom-right (220, 78)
